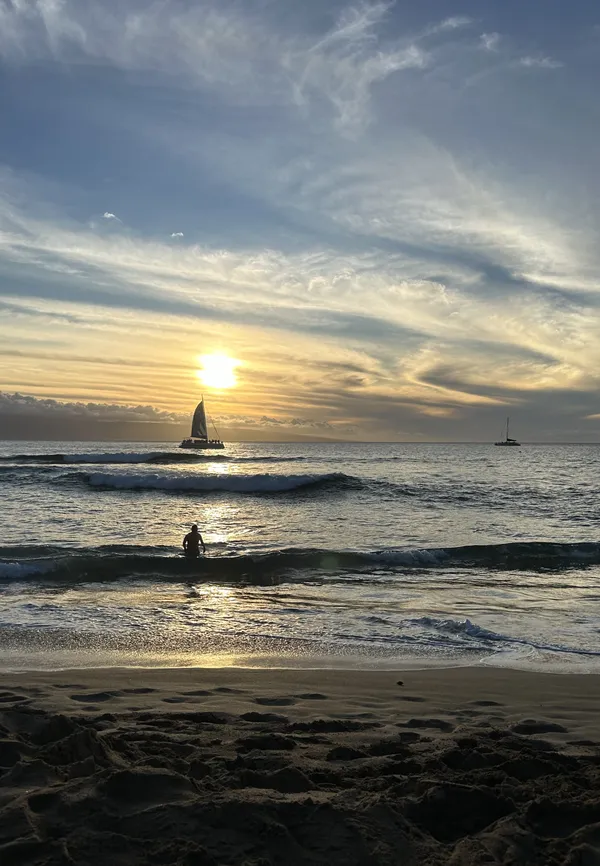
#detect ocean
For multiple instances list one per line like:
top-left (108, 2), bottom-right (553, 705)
top-left (1, 440), bottom-right (599, 673)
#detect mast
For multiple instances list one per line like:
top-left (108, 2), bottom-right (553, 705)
top-left (506, 417), bottom-right (510, 441)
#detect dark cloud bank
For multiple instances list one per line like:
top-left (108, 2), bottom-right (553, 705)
top-left (2, 392), bottom-right (600, 443)
top-left (0, 393), bottom-right (347, 442)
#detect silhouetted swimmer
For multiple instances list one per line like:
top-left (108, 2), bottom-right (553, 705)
top-left (183, 524), bottom-right (206, 558)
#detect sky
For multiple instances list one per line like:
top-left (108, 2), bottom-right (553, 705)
top-left (1, 0), bottom-right (600, 441)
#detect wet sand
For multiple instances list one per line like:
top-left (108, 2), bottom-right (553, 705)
top-left (1, 666), bottom-right (599, 864)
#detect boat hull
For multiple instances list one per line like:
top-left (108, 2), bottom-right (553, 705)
top-left (179, 439), bottom-right (224, 450)
top-left (494, 442), bottom-right (521, 447)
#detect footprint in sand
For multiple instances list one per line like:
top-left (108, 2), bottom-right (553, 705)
top-left (511, 719), bottom-right (568, 735)
top-left (70, 691), bottom-right (123, 703)
top-left (212, 687), bottom-right (246, 694)
top-left (52, 684), bottom-right (88, 690)
top-left (254, 697), bottom-right (297, 707)
top-left (470, 700), bottom-right (503, 707)
top-left (326, 746), bottom-right (367, 761)
top-left (295, 693), bottom-right (329, 701)
top-left (236, 733), bottom-right (296, 751)
top-left (336, 712), bottom-right (375, 720)
top-left (182, 690), bottom-right (212, 697)
top-left (290, 720), bottom-right (379, 733)
top-left (101, 768), bottom-right (194, 806)
top-left (241, 712), bottom-right (289, 723)
top-left (161, 695), bottom-right (210, 704)
top-left (0, 693), bottom-right (28, 703)
top-left (398, 695), bottom-right (426, 703)
top-left (402, 717), bottom-right (455, 732)
top-left (123, 688), bottom-right (157, 695)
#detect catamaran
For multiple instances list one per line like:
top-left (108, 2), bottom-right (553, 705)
top-left (179, 398), bottom-right (224, 449)
top-left (495, 417), bottom-right (520, 447)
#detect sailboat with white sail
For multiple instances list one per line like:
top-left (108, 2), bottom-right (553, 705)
top-left (495, 417), bottom-right (520, 447)
top-left (179, 397), bottom-right (224, 449)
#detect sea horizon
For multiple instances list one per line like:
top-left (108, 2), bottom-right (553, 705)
top-left (3, 437), bottom-right (600, 445)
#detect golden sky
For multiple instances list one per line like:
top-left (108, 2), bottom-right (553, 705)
top-left (1, 1), bottom-right (600, 441)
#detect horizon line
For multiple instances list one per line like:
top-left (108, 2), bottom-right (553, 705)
top-left (1, 438), bottom-right (600, 446)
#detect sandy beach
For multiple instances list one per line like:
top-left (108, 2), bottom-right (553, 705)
top-left (1, 665), bottom-right (599, 864)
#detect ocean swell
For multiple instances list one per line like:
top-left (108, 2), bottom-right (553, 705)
top-left (0, 452), bottom-right (425, 466)
top-left (59, 470), bottom-right (499, 503)
top-left (37, 468), bottom-right (576, 511)
top-left (80, 471), bottom-right (355, 494)
top-left (2, 540), bottom-right (600, 584)
top-left (0, 452), bottom-right (310, 465)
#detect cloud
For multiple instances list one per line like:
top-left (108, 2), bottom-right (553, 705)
top-left (215, 412), bottom-right (356, 433)
top-left (518, 55), bottom-right (563, 69)
top-left (287, 2), bottom-right (427, 132)
top-left (0, 392), bottom-right (359, 439)
top-left (0, 0), bottom-right (427, 133)
top-left (437, 17), bottom-right (473, 32)
top-left (480, 33), bottom-right (500, 52)
top-left (102, 212), bottom-right (121, 221)
top-left (0, 391), bottom-right (185, 423)
top-left (0, 298), bottom-right (83, 324)
top-left (1, 147), bottom-right (599, 435)
top-left (170, 232), bottom-right (184, 238)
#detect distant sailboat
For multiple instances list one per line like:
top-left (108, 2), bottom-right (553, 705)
top-left (179, 398), bottom-right (224, 449)
top-left (495, 417), bottom-right (520, 447)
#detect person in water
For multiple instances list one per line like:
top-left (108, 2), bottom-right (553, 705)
top-left (183, 524), bottom-right (206, 557)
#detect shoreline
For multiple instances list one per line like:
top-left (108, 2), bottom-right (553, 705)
top-left (3, 664), bottom-right (600, 737)
top-left (2, 648), bottom-right (599, 676)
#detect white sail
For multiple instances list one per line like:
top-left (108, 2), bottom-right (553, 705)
top-left (191, 400), bottom-right (208, 440)
top-left (180, 397), bottom-right (224, 448)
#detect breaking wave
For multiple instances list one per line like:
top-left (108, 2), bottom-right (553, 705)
top-left (79, 471), bottom-right (357, 494)
top-left (58, 472), bottom-right (582, 513)
top-left (2, 540), bottom-right (600, 584)
top-left (7, 464), bottom-right (599, 519)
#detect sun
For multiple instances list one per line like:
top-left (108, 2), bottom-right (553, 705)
top-left (196, 354), bottom-right (240, 389)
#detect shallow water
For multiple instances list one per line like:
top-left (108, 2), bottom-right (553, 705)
top-left (1, 440), bottom-right (599, 671)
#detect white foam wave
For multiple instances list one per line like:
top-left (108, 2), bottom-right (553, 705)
top-left (410, 616), bottom-right (600, 657)
top-left (85, 471), bottom-right (342, 493)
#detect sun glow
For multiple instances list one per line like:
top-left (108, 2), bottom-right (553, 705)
top-left (196, 354), bottom-right (240, 389)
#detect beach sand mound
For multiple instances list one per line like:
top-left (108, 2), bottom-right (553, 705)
top-left (1, 701), bottom-right (600, 866)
